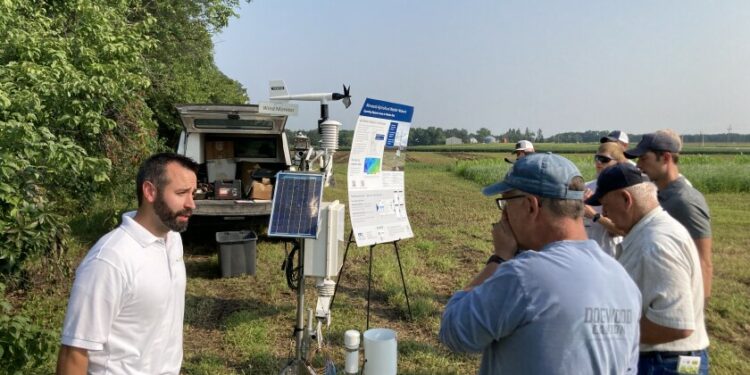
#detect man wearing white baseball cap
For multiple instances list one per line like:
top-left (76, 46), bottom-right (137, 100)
top-left (601, 130), bottom-right (630, 150)
top-left (505, 140), bottom-right (535, 164)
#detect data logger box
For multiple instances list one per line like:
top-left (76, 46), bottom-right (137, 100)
top-left (304, 201), bottom-right (345, 278)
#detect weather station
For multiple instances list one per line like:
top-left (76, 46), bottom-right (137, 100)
top-left (265, 81), bottom-right (356, 375)
top-left (269, 80), bottom-right (351, 187)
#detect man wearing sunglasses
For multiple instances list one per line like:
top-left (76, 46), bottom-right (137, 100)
top-left (625, 130), bottom-right (712, 300)
top-left (583, 142), bottom-right (628, 257)
top-left (439, 153), bottom-right (641, 375)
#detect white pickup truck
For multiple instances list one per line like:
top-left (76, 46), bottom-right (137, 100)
top-left (175, 104), bottom-right (291, 227)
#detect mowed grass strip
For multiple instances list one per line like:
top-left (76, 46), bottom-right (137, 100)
top-left (179, 152), bottom-right (488, 374)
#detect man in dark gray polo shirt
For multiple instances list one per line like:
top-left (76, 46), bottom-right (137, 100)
top-left (624, 129), bottom-right (713, 299)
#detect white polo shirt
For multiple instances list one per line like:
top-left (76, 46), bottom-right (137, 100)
top-left (617, 207), bottom-right (709, 352)
top-left (585, 179), bottom-right (623, 257)
top-left (61, 212), bottom-right (186, 374)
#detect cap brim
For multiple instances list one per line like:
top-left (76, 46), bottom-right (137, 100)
top-left (624, 145), bottom-right (647, 159)
top-left (482, 181), bottom-right (513, 196)
top-left (585, 192), bottom-right (603, 206)
top-left (600, 136), bottom-right (615, 143)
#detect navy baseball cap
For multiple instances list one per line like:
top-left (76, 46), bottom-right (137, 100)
top-left (624, 132), bottom-right (681, 159)
top-left (482, 153), bottom-right (584, 200)
top-left (585, 163), bottom-right (646, 206)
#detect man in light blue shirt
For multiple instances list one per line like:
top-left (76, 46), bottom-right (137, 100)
top-left (439, 153), bottom-right (642, 374)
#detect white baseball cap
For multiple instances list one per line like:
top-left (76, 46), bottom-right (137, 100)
top-left (512, 140), bottom-right (535, 154)
top-left (600, 130), bottom-right (629, 145)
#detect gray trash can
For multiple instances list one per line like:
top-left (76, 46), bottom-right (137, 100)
top-left (215, 230), bottom-right (257, 277)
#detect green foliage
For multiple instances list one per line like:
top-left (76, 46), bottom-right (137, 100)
top-left (140, 1), bottom-right (249, 148)
top-left (0, 0), bottom-right (250, 369)
top-left (0, 284), bottom-right (57, 374)
top-left (0, 121), bottom-right (111, 274)
top-left (0, 0), bottom-right (155, 276)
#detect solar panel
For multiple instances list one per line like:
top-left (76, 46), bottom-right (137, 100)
top-left (268, 172), bottom-right (325, 238)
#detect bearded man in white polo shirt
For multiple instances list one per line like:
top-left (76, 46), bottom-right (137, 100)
top-left (586, 163), bottom-right (709, 374)
top-left (56, 153), bottom-right (198, 375)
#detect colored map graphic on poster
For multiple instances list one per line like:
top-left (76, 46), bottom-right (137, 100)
top-left (364, 157), bottom-right (382, 174)
top-left (347, 98), bottom-right (414, 247)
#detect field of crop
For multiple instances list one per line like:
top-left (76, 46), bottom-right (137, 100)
top-left (25, 152), bottom-right (750, 374)
top-left (453, 153), bottom-right (750, 193)
top-left (410, 142), bottom-right (750, 155)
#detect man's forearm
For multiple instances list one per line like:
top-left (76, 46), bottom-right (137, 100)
top-left (56, 345), bottom-right (88, 375)
top-left (694, 237), bottom-right (713, 299)
top-left (640, 316), bottom-right (693, 345)
top-left (464, 262), bottom-right (499, 291)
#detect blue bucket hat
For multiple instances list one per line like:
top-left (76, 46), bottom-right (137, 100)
top-left (482, 153), bottom-right (584, 200)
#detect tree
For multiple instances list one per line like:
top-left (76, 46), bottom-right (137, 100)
top-left (1, 1), bottom-right (155, 369)
top-left (476, 127), bottom-right (492, 139)
top-left (536, 128), bottom-right (544, 143)
top-left (138, 1), bottom-right (249, 149)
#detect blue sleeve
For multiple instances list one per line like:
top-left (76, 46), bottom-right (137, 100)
top-left (439, 264), bottom-right (529, 353)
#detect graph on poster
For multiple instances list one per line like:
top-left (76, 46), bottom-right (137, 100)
top-left (347, 98), bottom-right (414, 247)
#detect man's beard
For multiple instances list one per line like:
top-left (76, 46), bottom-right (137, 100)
top-left (154, 194), bottom-right (192, 233)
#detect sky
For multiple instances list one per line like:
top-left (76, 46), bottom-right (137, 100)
top-left (213, 1), bottom-right (750, 136)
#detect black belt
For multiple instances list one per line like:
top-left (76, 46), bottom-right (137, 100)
top-left (640, 350), bottom-right (702, 359)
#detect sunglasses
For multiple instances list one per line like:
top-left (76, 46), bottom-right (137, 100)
top-left (495, 195), bottom-right (527, 210)
top-left (594, 155), bottom-right (613, 164)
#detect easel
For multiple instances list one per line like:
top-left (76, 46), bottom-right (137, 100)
top-left (330, 230), bottom-right (413, 330)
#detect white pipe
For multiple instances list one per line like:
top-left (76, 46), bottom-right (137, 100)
top-left (344, 330), bottom-right (360, 375)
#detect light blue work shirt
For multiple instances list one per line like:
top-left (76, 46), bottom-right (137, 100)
top-left (439, 240), bottom-right (641, 375)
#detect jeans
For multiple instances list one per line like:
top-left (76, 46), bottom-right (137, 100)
top-left (638, 349), bottom-right (709, 375)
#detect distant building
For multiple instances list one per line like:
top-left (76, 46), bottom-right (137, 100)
top-left (469, 137), bottom-right (478, 144)
top-left (446, 136), bottom-right (463, 145)
top-left (483, 136), bottom-right (496, 144)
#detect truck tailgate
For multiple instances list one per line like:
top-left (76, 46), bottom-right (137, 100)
top-left (193, 200), bottom-right (272, 216)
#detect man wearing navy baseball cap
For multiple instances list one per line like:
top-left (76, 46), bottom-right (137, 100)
top-left (440, 153), bottom-right (641, 375)
top-left (625, 129), bottom-right (713, 300)
top-left (587, 162), bottom-right (709, 374)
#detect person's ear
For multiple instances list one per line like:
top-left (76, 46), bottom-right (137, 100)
top-left (622, 190), bottom-right (633, 210)
top-left (142, 181), bottom-right (158, 204)
top-left (526, 195), bottom-right (541, 216)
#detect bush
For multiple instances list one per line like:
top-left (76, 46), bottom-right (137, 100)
top-left (0, 284), bottom-right (57, 375)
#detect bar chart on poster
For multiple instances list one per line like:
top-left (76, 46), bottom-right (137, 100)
top-left (347, 98), bottom-right (414, 247)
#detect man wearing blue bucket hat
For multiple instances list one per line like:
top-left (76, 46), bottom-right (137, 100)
top-left (439, 153), bottom-right (642, 374)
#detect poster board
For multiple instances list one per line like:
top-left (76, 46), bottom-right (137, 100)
top-left (347, 98), bottom-right (414, 246)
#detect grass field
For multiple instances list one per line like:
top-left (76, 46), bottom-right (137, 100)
top-left (408, 142), bottom-right (750, 155)
top-left (23, 151), bottom-right (750, 374)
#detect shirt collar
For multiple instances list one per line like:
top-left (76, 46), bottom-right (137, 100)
top-left (119, 211), bottom-right (164, 248)
top-left (621, 206), bottom-right (663, 249)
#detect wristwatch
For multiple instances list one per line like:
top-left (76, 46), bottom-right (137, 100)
top-left (592, 213), bottom-right (602, 222)
top-left (486, 254), bottom-right (506, 265)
